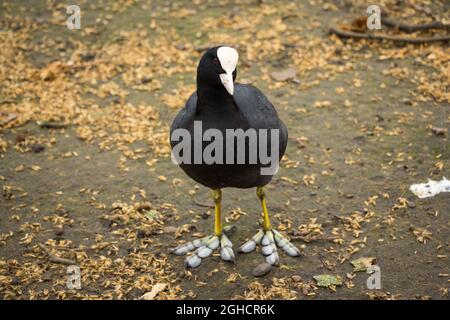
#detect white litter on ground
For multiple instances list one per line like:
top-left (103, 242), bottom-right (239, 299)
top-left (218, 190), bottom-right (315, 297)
top-left (409, 177), bottom-right (450, 199)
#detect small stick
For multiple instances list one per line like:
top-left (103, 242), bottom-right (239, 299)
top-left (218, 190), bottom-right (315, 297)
top-left (193, 200), bottom-right (214, 208)
top-left (52, 246), bottom-right (90, 251)
top-left (38, 243), bottom-right (76, 265)
top-left (0, 113), bottom-right (17, 126)
top-left (37, 121), bottom-right (67, 129)
top-left (329, 27), bottom-right (450, 44)
top-left (319, 254), bottom-right (335, 271)
top-left (381, 15), bottom-right (450, 33)
top-left (290, 234), bottom-right (338, 243)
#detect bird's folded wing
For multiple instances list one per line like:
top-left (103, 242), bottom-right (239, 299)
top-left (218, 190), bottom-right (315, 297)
top-left (233, 84), bottom-right (288, 157)
top-left (170, 92), bottom-right (198, 134)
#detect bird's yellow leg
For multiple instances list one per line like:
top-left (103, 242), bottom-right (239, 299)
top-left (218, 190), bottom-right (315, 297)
top-left (212, 189), bottom-right (222, 236)
top-left (171, 188), bottom-right (234, 268)
top-left (256, 186), bottom-right (272, 231)
top-left (238, 186), bottom-right (301, 265)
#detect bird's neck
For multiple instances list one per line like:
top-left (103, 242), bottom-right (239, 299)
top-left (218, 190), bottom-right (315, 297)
top-left (195, 82), bottom-right (250, 128)
top-left (196, 83), bottom-right (234, 109)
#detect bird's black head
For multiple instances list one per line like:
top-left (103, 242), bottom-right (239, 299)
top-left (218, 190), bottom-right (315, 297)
top-left (197, 46), bottom-right (238, 96)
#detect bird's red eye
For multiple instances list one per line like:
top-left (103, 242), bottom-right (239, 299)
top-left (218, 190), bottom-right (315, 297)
top-left (213, 57), bottom-right (219, 64)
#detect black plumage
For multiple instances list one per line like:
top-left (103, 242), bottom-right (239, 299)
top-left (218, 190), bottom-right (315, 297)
top-left (170, 46), bottom-right (288, 189)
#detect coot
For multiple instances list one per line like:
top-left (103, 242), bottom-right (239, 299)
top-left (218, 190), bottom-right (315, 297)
top-left (170, 46), bottom-right (300, 268)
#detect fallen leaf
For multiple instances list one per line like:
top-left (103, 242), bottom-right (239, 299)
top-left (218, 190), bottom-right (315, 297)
top-left (351, 257), bottom-right (376, 272)
top-left (140, 283), bottom-right (167, 300)
top-left (313, 274), bottom-right (342, 288)
top-left (314, 100), bottom-right (331, 108)
top-left (145, 209), bottom-right (159, 220)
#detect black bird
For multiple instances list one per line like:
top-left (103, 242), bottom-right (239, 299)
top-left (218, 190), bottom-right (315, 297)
top-left (170, 46), bottom-right (300, 268)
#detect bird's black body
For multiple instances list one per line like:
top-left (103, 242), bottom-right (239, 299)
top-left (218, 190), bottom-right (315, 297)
top-left (170, 47), bottom-right (288, 190)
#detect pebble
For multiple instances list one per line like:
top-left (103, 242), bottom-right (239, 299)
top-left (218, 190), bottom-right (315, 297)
top-left (252, 262), bottom-right (272, 277)
top-left (136, 202), bottom-right (151, 213)
top-left (42, 270), bottom-right (53, 281)
top-left (31, 144), bottom-right (45, 153)
top-left (292, 275), bottom-right (302, 282)
top-left (163, 226), bottom-right (177, 234)
top-left (201, 212), bottom-right (210, 219)
top-left (223, 225), bottom-right (237, 237)
top-left (54, 226), bottom-right (64, 236)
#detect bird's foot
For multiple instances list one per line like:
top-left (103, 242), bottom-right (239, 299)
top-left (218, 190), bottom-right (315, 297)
top-left (171, 233), bottom-right (235, 268)
top-left (238, 229), bottom-right (301, 266)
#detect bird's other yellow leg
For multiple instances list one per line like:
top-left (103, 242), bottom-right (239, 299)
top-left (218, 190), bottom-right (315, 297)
top-left (238, 186), bottom-right (301, 266)
top-left (212, 189), bottom-right (222, 236)
top-left (256, 186), bottom-right (272, 231)
top-left (171, 188), bottom-right (234, 268)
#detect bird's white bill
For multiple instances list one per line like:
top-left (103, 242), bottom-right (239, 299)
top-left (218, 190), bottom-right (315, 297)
top-left (217, 46), bottom-right (238, 96)
top-left (219, 72), bottom-right (234, 95)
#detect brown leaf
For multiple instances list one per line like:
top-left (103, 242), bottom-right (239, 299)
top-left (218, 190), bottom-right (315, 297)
top-left (140, 283), bottom-right (167, 300)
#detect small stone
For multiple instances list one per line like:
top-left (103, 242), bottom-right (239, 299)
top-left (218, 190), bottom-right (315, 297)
top-left (42, 270), bottom-right (53, 281)
top-left (136, 202), bottom-right (151, 213)
top-left (111, 202), bottom-right (124, 210)
top-left (163, 226), bottom-right (177, 234)
top-left (223, 225), bottom-right (237, 237)
top-left (201, 212), bottom-right (210, 219)
top-left (270, 67), bottom-right (297, 82)
top-left (137, 230), bottom-right (147, 238)
top-left (292, 275), bottom-right (302, 282)
top-left (252, 262), bottom-right (272, 277)
top-left (15, 134), bottom-right (26, 143)
top-left (430, 126), bottom-right (447, 137)
top-left (54, 226), bottom-right (64, 236)
top-left (81, 53), bottom-right (96, 62)
top-left (140, 76), bottom-right (152, 84)
top-left (31, 144), bottom-right (45, 153)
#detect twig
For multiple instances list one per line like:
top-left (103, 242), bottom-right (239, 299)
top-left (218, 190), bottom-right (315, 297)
top-left (405, 1), bottom-right (435, 19)
top-left (319, 254), bottom-right (335, 271)
top-left (37, 121), bottom-right (67, 129)
top-left (0, 99), bottom-right (15, 104)
top-left (329, 27), bottom-right (450, 44)
top-left (290, 234), bottom-right (338, 243)
top-left (0, 113), bottom-right (17, 126)
top-left (193, 200), bottom-right (214, 208)
top-left (381, 15), bottom-right (450, 33)
top-left (52, 245), bottom-right (90, 251)
top-left (38, 243), bottom-right (76, 265)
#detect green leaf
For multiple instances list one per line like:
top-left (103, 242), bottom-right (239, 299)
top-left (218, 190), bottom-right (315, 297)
top-left (313, 274), bottom-right (342, 288)
top-left (145, 209), bottom-right (159, 220)
top-left (351, 257), bottom-right (376, 272)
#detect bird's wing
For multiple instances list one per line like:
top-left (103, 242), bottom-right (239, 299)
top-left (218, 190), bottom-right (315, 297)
top-left (170, 91), bottom-right (198, 135)
top-left (233, 84), bottom-right (288, 157)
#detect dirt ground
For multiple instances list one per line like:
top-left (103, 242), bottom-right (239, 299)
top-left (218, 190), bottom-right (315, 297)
top-left (0, 0), bottom-right (449, 300)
